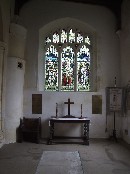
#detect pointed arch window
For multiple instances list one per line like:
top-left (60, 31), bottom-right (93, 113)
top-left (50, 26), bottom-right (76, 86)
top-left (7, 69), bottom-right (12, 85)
top-left (44, 28), bottom-right (92, 91)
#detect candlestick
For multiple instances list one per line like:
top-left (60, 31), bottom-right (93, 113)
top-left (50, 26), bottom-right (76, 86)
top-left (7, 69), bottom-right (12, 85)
top-left (56, 103), bottom-right (58, 118)
top-left (81, 104), bottom-right (82, 118)
top-left (114, 76), bottom-right (117, 87)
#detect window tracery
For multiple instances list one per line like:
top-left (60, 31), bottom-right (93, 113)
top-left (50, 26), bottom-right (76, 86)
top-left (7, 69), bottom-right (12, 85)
top-left (44, 28), bottom-right (92, 91)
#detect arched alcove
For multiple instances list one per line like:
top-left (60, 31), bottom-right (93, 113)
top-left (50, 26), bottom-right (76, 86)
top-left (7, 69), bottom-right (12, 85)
top-left (38, 17), bottom-right (97, 91)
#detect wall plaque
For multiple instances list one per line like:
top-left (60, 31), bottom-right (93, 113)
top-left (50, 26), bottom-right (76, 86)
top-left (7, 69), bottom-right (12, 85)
top-left (32, 94), bottom-right (42, 114)
top-left (92, 95), bottom-right (102, 114)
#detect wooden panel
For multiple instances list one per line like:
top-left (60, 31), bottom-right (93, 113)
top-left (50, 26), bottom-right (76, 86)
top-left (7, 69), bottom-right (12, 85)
top-left (106, 87), bottom-right (123, 113)
top-left (109, 88), bottom-right (122, 111)
top-left (92, 95), bottom-right (102, 114)
top-left (32, 94), bottom-right (42, 114)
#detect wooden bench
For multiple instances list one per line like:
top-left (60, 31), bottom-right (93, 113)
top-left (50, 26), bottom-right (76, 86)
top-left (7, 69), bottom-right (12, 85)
top-left (19, 117), bottom-right (41, 143)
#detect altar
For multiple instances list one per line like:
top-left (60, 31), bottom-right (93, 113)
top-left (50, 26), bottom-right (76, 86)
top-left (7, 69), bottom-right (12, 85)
top-left (48, 98), bottom-right (90, 145)
top-left (48, 117), bottom-right (90, 145)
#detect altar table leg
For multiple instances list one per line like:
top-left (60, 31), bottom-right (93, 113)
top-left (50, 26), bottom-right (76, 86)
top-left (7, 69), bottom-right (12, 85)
top-left (83, 123), bottom-right (89, 145)
top-left (48, 122), bottom-right (54, 145)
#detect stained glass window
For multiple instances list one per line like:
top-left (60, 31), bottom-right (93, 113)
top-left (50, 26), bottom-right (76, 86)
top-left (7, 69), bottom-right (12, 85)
top-left (53, 32), bottom-right (59, 43)
top-left (61, 29), bottom-right (67, 43)
top-left (77, 45), bottom-right (90, 91)
top-left (85, 36), bottom-right (91, 45)
top-left (69, 29), bottom-right (75, 43)
top-left (44, 28), bottom-right (92, 91)
top-left (77, 32), bottom-right (83, 43)
top-left (61, 46), bottom-right (75, 91)
top-left (45, 36), bottom-right (51, 45)
top-left (45, 45), bottom-right (58, 91)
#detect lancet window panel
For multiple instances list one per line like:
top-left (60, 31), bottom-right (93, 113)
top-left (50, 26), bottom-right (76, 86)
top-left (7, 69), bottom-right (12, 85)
top-left (77, 45), bottom-right (91, 91)
top-left (61, 46), bottom-right (75, 91)
top-left (45, 45), bottom-right (58, 91)
top-left (44, 28), bottom-right (92, 92)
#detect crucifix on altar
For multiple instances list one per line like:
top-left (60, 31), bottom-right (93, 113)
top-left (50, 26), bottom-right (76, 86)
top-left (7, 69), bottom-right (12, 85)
top-left (64, 98), bottom-right (75, 118)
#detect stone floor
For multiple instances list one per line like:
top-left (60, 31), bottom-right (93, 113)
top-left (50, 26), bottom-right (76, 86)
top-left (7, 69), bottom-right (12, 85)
top-left (35, 151), bottom-right (83, 174)
top-left (0, 139), bottom-right (130, 174)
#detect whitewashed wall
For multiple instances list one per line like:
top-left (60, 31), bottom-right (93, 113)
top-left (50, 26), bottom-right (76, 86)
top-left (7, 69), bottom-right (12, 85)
top-left (24, 90), bottom-right (108, 138)
top-left (20, 0), bottom-right (121, 139)
top-left (5, 23), bottom-right (27, 143)
top-left (5, 57), bottom-right (25, 143)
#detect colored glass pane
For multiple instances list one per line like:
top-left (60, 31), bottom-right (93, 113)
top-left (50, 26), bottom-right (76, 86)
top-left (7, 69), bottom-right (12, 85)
top-left (68, 29), bottom-right (75, 43)
top-left (85, 36), bottom-right (91, 45)
top-left (77, 45), bottom-right (90, 91)
top-left (45, 45), bottom-right (58, 91)
top-left (53, 32), bottom-right (59, 43)
top-left (45, 36), bottom-right (51, 45)
top-left (77, 32), bottom-right (83, 43)
top-left (61, 29), bottom-right (67, 43)
top-left (61, 46), bottom-right (75, 91)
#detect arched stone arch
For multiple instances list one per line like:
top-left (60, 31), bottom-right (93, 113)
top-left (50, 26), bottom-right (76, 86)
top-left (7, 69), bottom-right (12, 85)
top-left (40, 17), bottom-right (96, 37)
top-left (38, 17), bottom-right (97, 91)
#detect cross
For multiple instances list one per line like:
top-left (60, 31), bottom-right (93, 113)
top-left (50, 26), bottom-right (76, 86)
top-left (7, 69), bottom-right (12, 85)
top-left (64, 98), bottom-right (74, 116)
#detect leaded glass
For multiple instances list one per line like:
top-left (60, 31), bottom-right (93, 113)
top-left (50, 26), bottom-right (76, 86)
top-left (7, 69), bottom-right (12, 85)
top-left (45, 45), bottom-right (58, 91)
top-left (85, 36), bottom-right (91, 45)
top-left (53, 32), bottom-right (59, 43)
top-left (44, 28), bottom-right (92, 92)
top-left (77, 32), bottom-right (83, 43)
top-left (77, 45), bottom-right (90, 91)
top-left (45, 36), bottom-right (51, 45)
top-left (61, 29), bottom-right (67, 43)
top-left (69, 29), bottom-right (75, 43)
top-left (61, 46), bottom-right (75, 91)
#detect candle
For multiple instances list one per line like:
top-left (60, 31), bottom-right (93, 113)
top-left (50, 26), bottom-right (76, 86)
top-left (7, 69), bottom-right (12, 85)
top-left (81, 104), bottom-right (82, 117)
top-left (114, 76), bottom-right (117, 87)
top-left (56, 103), bottom-right (58, 118)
